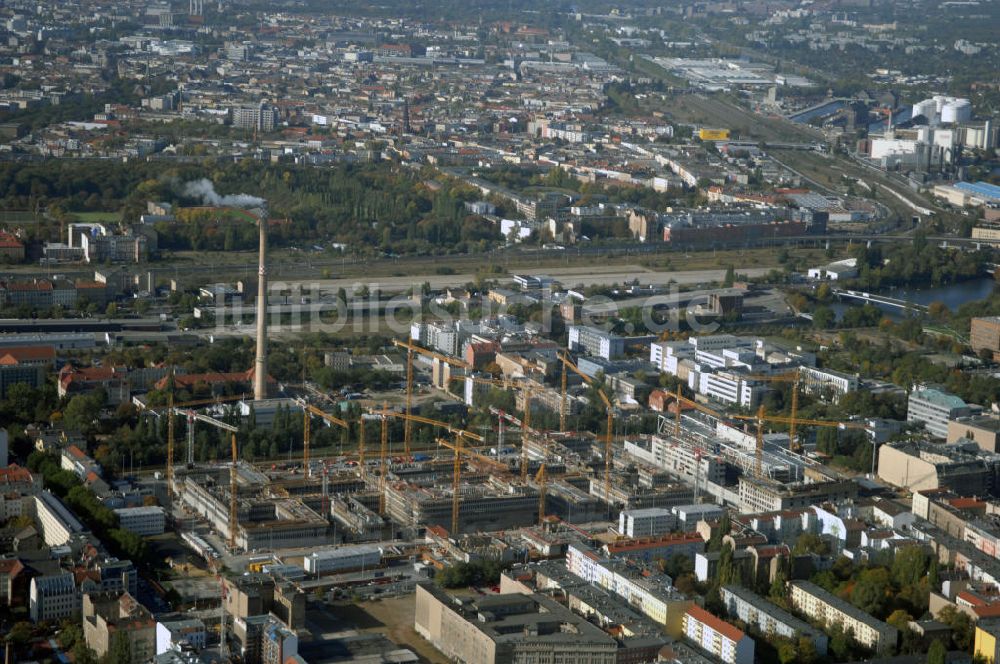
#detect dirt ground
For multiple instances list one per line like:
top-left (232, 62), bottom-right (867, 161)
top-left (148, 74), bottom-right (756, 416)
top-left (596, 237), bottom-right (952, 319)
top-left (344, 597), bottom-right (449, 664)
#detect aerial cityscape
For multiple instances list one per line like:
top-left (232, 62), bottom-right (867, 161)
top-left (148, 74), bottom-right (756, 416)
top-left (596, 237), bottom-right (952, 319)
top-left (1, 0), bottom-right (1000, 663)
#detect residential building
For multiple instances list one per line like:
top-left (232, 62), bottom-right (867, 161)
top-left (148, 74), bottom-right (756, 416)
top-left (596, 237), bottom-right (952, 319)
top-left (789, 581), bottom-right (898, 654)
top-left (799, 366), bottom-right (860, 400)
top-left (58, 365), bottom-right (130, 404)
top-left (61, 445), bottom-right (102, 481)
top-left (414, 584), bottom-right (618, 664)
top-left (720, 585), bottom-right (828, 655)
top-left (602, 532), bottom-right (705, 564)
top-left (34, 490), bottom-right (86, 546)
top-left (565, 544), bottom-right (693, 635)
top-left (877, 440), bottom-right (1000, 495)
top-left (971, 317), bottom-right (1000, 360)
top-left (0, 558), bottom-right (28, 608)
top-left (114, 506), bottom-right (166, 536)
top-left (682, 605), bottom-right (754, 664)
top-left (568, 325), bottom-right (624, 360)
top-left (232, 104), bottom-right (279, 131)
top-left (30, 573), bottom-right (79, 622)
top-left (0, 232), bottom-right (24, 261)
top-left (975, 619), bottom-right (1000, 664)
top-left (907, 387), bottom-right (973, 438)
top-left (83, 591), bottom-right (156, 664)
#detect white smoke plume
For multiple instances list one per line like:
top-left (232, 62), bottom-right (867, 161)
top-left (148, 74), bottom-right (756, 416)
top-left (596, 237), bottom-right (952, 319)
top-left (183, 178), bottom-right (265, 209)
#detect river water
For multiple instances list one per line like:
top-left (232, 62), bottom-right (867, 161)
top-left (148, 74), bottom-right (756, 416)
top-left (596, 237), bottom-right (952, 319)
top-left (831, 276), bottom-right (997, 319)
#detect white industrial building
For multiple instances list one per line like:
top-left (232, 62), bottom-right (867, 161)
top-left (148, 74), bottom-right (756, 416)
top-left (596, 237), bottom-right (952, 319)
top-left (303, 544), bottom-right (382, 575)
top-left (114, 506), bottom-right (166, 536)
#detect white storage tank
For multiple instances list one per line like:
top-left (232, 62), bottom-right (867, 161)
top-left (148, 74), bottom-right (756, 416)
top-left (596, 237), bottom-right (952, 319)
top-left (941, 99), bottom-right (971, 124)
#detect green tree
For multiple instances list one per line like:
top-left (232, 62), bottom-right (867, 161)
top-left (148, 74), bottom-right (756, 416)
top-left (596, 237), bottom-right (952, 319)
top-left (105, 630), bottom-right (131, 664)
top-left (851, 567), bottom-right (891, 616)
top-left (927, 639), bottom-right (947, 664)
top-left (813, 306), bottom-right (835, 329)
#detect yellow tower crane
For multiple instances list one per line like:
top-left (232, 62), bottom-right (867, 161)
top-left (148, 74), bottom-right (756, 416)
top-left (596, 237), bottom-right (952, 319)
top-left (392, 338), bottom-right (470, 456)
top-left (448, 374), bottom-right (543, 482)
top-left (298, 400), bottom-right (350, 479)
top-left (557, 353), bottom-right (615, 507)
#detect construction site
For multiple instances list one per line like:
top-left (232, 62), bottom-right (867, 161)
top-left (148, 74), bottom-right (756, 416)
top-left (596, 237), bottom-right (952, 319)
top-left (130, 200), bottom-right (880, 664)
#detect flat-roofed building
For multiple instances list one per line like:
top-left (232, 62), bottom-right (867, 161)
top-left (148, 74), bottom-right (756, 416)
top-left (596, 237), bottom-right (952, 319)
top-left (950, 415), bottom-right (1000, 453)
top-left (414, 583), bottom-right (618, 664)
top-left (83, 591), bottom-right (156, 664)
top-left (618, 507), bottom-right (677, 538)
top-left (907, 387), bottom-right (973, 438)
top-left (114, 506), bottom-right (166, 536)
top-left (877, 440), bottom-right (1000, 495)
top-left (737, 476), bottom-right (857, 514)
top-left (790, 580), bottom-right (897, 653)
top-left (34, 490), bottom-right (86, 546)
top-left (721, 585), bottom-right (828, 655)
top-left (972, 317), bottom-right (1000, 360)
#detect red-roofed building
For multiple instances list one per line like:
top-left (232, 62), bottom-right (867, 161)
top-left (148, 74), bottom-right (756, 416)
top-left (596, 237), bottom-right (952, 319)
top-left (153, 367), bottom-right (273, 396)
top-left (0, 558), bottom-right (28, 607)
top-left (2, 279), bottom-right (53, 309)
top-left (0, 232), bottom-right (24, 261)
top-left (0, 464), bottom-right (41, 493)
top-left (0, 345), bottom-right (54, 397)
top-left (464, 341), bottom-right (499, 370)
top-left (682, 605), bottom-right (754, 664)
top-left (60, 445), bottom-right (102, 481)
top-left (603, 532), bottom-right (705, 564)
top-left (58, 364), bottom-right (130, 404)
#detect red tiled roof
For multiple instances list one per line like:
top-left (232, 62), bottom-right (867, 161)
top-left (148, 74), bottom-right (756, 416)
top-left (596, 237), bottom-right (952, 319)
top-left (0, 345), bottom-right (55, 365)
top-left (686, 605), bottom-right (746, 643)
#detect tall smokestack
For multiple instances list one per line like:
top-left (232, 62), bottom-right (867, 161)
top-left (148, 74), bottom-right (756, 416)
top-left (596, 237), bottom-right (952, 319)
top-left (254, 209), bottom-right (268, 401)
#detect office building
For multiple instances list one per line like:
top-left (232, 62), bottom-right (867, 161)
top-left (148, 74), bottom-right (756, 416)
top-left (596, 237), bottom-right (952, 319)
top-left (114, 506), bottom-right (166, 536)
top-left (789, 581), bottom-right (897, 653)
top-left (618, 507), bottom-right (677, 538)
top-left (30, 573), bottom-right (79, 622)
top-left (414, 584), bottom-right (618, 664)
top-left (720, 585), bottom-right (828, 655)
top-left (907, 387), bottom-right (973, 438)
top-left (682, 605), bottom-right (754, 664)
top-left (568, 325), bottom-right (624, 360)
top-left (737, 476), bottom-right (857, 514)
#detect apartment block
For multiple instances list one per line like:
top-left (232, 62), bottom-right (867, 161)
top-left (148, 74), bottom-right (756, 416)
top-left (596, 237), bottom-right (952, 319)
top-left (34, 490), bottom-right (86, 546)
top-left (682, 605), bottom-right (754, 664)
top-left (720, 585), bottom-right (828, 655)
top-left (83, 591), bottom-right (156, 664)
top-left (789, 581), bottom-right (897, 654)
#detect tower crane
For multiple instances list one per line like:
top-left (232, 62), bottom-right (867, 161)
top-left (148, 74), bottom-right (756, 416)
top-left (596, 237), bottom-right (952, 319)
top-left (392, 338), bottom-right (470, 455)
top-left (153, 387), bottom-right (246, 500)
top-left (450, 374), bottom-right (544, 481)
top-left (557, 353), bottom-right (615, 507)
top-left (297, 400), bottom-right (349, 479)
top-left (669, 386), bottom-right (867, 479)
top-left (433, 435), bottom-right (510, 535)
